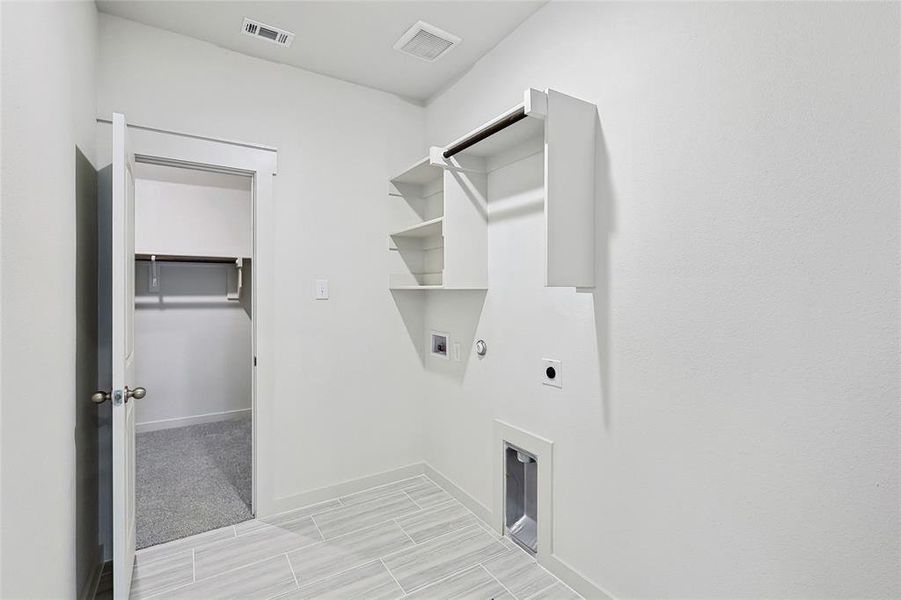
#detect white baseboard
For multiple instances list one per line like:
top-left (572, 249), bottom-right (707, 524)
top-left (268, 462), bottom-right (426, 515)
top-left (136, 408), bottom-right (251, 433)
top-left (422, 462), bottom-right (493, 525)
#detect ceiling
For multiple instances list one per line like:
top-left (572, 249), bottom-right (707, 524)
top-left (96, 1), bottom-right (546, 103)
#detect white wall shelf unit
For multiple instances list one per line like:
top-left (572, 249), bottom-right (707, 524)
top-left (386, 88), bottom-right (595, 290)
top-left (387, 154), bottom-right (488, 290)
top-left (430, 88), bottom-right (597, 288)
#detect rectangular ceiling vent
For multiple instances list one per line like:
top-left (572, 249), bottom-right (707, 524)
top-left (394, 21), bottom-right (460, 62)
top-left (242, 17), bottom-right (294, 48)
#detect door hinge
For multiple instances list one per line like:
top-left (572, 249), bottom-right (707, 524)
top-left (253, 356), bottom-right (257, 367)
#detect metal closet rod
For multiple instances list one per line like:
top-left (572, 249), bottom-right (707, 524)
top-left (442, 106), bottom-right (527, 159)
top-left (135, 254), bottom-right (239, 264)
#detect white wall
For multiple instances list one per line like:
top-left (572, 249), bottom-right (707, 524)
top-left (135, 166), bottom-right (253, 259)
top-left (134, 261), bottom-right (252, 429)
top-left (97, 14), bottom-right (426, 512)
top-left (422, 2), bottom-right (900, 599)
top-left (0, 1), bottom-right (98, 597)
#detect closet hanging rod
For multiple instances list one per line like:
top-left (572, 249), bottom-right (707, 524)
top-left (135, 253), bottom-right (239, 264)
top-left (442, 106), bottom-right (528, 159)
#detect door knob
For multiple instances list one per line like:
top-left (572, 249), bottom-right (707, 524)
top-left (127, 387), bottom-right (147, 400)
top-left (91, 390), bottom-right (110, 404)
top-left (90, 387), bottom-right (146, 404)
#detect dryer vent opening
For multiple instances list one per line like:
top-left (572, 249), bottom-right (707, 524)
top-left (505, 443), bottom-right (538, 554)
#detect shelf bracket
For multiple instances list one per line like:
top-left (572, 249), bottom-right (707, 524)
top-left (149, 255), bottom-right (160, 293)
top-left (227, 258), bottom-right (243, 301)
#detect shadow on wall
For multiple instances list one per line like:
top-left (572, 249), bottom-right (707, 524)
top-left (391, 289), bottom-right (487, 383)
top-left (391, 290), bottom-right (427, 365)
top-left (579, 112), bottom-right (617, 431)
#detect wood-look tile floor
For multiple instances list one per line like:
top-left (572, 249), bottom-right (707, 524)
top-left (130, 475), bottom-right (581, 600)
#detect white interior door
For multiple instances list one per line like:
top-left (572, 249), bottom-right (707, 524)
top-left (111, 112), bottom-right (139, 599)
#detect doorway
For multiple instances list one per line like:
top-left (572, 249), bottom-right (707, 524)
top-left (132, 162), bottom-right (254, 548)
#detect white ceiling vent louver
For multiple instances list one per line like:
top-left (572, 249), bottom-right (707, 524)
top-left (242, 17), bottom-right (294, 48)
top-left (393, 21), bottom-right (460, 62)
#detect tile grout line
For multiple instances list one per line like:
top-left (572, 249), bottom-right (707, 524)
top-left (305, 500), bottom-right (425, 545)
top-left (285, 553), bottom-right (300, 589)
top-left (387, 530), bottom-right (508, 595)
top-left (193, 540), bottom-right (321, 587)
top-left (339, 475), bottom-right (427, 501)
top-left (421, 473), bottom-right (498, 533)
top-left (393, 518), bottom-right (418, 545)
top-left (297, 490), bottom-right (422, 527)
top-left (399, 563), bottom-right (490, 596)
top-left (309, 513), bottom-right (326, 542)
top-left (484, 567), bottom-right (519, 600)
top-left (523, 581), bottom-right (559, 600)
top-left (298, 557), bottom-right (391, 592)
top-left (378, 523), bottom-right (485, 562)
top-left (402, 490), bottom-right (423, 510)
top-left (379, 558), bottom-right (408, 596)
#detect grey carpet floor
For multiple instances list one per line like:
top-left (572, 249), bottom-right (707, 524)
top-left (136, 416), bottom-right (252, 549)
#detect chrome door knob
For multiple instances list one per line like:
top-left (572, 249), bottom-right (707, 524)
top-left (127, 387), bottom-right (147, 400)
top-left (91, 391), bottom-right (111, 404)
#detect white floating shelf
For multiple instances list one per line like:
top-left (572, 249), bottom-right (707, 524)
top-left (389, 216), bottom-right (443, 240)
top-left (390, 157), bottom-right (442, 187)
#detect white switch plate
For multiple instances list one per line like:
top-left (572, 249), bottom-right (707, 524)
top-left (542, 358), bottom-right (562, 388)
top-left (314, 279), bottom-right (329, 300)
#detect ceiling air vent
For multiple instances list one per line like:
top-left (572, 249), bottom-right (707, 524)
top-left (393, 21), bottom-right (460, 62)
top-left (242, 17), bottom-right (294, 48)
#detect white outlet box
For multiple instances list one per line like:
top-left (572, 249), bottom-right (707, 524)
top-left (314, 279), bottom-right (329, 300)
top-left (542, 358), bottom-right (562, 388)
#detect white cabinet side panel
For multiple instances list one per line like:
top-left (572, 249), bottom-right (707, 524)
top-left (545, 90), bottom-right (597, 287)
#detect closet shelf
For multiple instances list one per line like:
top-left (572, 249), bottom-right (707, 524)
top-left (389, 217), bottom-right (443, 240)
top-left (390, 157), bottom-right (443, 186)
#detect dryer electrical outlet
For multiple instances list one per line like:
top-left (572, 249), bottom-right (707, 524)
top-left (541, 358), bottom-right (562, 389)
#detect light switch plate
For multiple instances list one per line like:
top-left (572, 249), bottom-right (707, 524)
top-left (542, 358), bottom-right (562, 388)
top-left (314, 279), bottom-right (329, 300)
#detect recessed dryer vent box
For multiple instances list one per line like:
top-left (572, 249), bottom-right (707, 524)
top-left (430, 331), bottom-right (450, 360)
top-left (505, 443), bottom-right (538, 554)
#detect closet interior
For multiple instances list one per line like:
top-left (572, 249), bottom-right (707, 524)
top-left (132, 162), bottom-right (254, 549)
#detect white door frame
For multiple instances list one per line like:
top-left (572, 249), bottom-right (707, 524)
top-left (104, 119), bottom-right (278, 516)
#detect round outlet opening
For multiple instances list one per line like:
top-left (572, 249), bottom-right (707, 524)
top-left (546, 366), bottom-right (556, 379)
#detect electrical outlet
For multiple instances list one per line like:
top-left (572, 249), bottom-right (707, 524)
top-left (314, 279), bottom-right (329, 300)
top-left (542, 358), bottom-right (562, 389)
